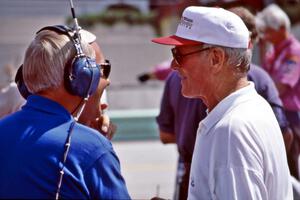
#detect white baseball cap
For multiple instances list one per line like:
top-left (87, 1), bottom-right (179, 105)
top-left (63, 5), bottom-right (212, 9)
top-left (152, 6), bottom-right (250, 48)
top-left (79, 29), bottom-right (97, 44)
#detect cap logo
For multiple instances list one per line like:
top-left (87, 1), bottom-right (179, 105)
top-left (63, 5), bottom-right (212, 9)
top-left (179, 16), bottom-right (193, 29)
top-left (225, 22), bottom-right (235, 31)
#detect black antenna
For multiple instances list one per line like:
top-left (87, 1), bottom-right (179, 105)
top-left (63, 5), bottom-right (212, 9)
top-left (68, 0), bottom-right (84, 56)
top-left (69, 0), bottom-right (80, 36)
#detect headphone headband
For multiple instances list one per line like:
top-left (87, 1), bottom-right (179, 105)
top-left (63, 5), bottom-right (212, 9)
top-left (37, 25), bottom-right (73, 35)
top-left (37, 25), bottom-right (85, 57)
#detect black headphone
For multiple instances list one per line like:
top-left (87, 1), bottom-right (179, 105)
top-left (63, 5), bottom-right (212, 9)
top-left (15, 25), bottom-right (101, 99)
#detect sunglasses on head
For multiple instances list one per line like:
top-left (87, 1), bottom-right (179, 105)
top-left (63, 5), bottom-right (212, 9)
top-left (99, 59), bottom-right (111, 79)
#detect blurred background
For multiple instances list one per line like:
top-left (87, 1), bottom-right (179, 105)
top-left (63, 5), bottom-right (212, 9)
top-left (1, 0), bottom-right (300, 199)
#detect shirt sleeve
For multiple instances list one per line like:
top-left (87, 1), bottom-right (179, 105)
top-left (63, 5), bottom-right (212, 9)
top-left (209, 118), bottom-right (269, 200)
top-left (213, 167), bottom-right (268, 200)
top-left (153, 67), bottom-right (172, 81)
top-left (156, 75), bottom-right (175, 134)
top-left (153, 60), bottom-right (172, 81)
top-left (85, 151), bottom-right (131, 200)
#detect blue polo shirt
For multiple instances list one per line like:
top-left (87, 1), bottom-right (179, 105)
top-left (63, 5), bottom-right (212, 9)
top-left (0, 95), bottom-right (130, 199)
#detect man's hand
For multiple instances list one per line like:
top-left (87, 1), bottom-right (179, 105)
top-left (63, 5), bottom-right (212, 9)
top-left (94, 114), bottom-right (117, 140)
top-left (79, 102), bottom-right (117, 140)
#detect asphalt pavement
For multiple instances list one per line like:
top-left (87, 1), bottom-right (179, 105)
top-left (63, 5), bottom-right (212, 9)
top-left (113, 140), bottom-right (178, 199)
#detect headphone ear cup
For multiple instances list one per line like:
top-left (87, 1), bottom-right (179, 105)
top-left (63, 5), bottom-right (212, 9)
top-left (15, 65), bottom-right (32, 99)
top-left (36, 25), bottom-right (102, 98)
top-left (65, 57), bottom-right (101, 97)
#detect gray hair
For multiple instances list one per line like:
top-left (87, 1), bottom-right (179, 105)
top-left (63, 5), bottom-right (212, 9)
top-left (202, 44), bottom-right (252, 74)
top-left (256, 4), bottom-right (291, 32)
top-left (23, 29), bottom-right (95, 94)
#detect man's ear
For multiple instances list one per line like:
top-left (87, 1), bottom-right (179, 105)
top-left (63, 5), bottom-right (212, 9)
top-left (209, 47), bottom-right (225, 74)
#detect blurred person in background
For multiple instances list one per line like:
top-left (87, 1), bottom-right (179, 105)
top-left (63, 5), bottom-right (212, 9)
top-left (256, 3), bottom-right (300, 180)
top-left (137, 59), bottom-right (172, 83)
top-left (0, 64), bottom-right (25, 119)
top-left (153, 6), bottom-right (292, 199)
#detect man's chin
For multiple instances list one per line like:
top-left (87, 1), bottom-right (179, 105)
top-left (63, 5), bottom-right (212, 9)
top-left (181, 88), bottom-right (204, 100)
top-left (181, 89), bottom-right (196, 99)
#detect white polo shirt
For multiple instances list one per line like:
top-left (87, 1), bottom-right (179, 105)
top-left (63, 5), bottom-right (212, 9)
top-left (188, 82), bottom-right (293, 200)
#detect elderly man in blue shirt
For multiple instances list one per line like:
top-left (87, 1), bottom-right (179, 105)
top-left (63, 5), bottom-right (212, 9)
top-left (0, 25), bottom-right (130, 199)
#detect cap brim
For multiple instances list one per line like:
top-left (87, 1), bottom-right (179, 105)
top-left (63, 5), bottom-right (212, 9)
top-left (151, 35), bottom-right (202, 46)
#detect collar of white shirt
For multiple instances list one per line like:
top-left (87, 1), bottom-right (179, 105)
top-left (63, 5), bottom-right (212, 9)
top-left (200, 81), bottom-right (257, 135)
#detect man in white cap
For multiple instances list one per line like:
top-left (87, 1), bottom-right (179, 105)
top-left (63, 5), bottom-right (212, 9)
top-left (152, 6), bottom-right (292, 200)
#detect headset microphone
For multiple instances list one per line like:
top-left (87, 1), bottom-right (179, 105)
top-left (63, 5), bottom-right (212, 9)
top-left (55, 0), bottom-right (101, 199)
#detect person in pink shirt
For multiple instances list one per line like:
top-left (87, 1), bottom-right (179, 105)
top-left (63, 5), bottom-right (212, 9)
top-left (257, 3), bottom-right (300, 179)
top-left (257, 4), bottom-right (300, 112)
